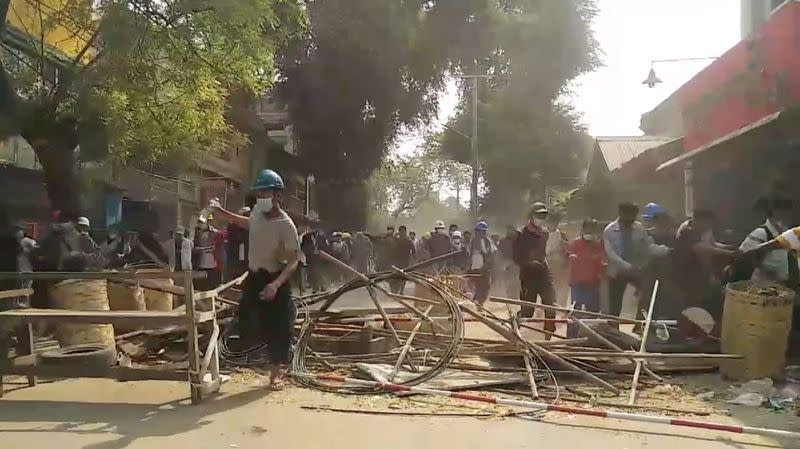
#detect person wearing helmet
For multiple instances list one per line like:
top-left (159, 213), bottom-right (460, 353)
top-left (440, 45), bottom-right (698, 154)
top-left (513, 202), bottom-right (557, 333)
top-left (469, 221), bottom-right (495, 305)
top-left (427, 220), bottom-right (452, 258)
top-left (211, 169), bottom-right (302, 389)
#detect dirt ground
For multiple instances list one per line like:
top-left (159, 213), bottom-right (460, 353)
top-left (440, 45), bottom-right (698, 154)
top-left (2, 280), bottom-right (799, 448)
top-left (1, 371), bottom-right (799, 449)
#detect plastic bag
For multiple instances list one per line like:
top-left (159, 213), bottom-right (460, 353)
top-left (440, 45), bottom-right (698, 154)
top-left (728, 392), bottom-right (766, 407)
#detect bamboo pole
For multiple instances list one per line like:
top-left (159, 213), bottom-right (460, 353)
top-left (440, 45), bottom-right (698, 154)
top-left (571, 318), bottom-right (662, 382)
top-left (389, 305), bottom-right (434, 381)
top-left (490, 296), bottom-right (643, 325)
top-left (629, 280), bottom-right (658, 405)
top-left (512, 317), bottom-right (538, 399)
top-left (459, 305), bottom-right (621, 394)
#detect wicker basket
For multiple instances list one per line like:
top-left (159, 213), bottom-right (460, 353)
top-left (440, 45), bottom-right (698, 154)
top-left (48, 279), bottom-right (115, 348)
top-left (137, 269), bottom-right (175, 311)
top-left (106, 281), bottom-right (146, 333)
top-left (721, 281), bottom-right (794, 380)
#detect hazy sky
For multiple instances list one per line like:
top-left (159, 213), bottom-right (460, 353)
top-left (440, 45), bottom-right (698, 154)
top-left (395, 0), bottom-right (742, 156)
top-left (571, 0), bottom-right (741, 136)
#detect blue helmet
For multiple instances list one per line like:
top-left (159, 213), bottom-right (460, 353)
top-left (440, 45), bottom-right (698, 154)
top-left (253, 169), bottom-right (284, 191)
top-left (642, 202), bottom-right (667, 220)
top-left (474, 221), bottom-right (489, 232)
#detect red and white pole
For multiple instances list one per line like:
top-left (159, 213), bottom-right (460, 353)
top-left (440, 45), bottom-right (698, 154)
top-left (292, 372), bottom-right (800, 440)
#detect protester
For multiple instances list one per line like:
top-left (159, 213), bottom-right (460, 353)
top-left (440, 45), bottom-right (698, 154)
top-left (469, 221), bottom-right (495, 305)
top-left (350, 231), bottom-right (373, 274)
top-left (673, 209), bottom-right (738, 317)
top-left (173, 226), bottom-right (193, 272)
top-left (0, 216), bottom-right (23, 310)
top-left (603, 202), bottom-right (670, 325)
top-left (545, 212), bottom-right (569, 305)
top-left (211, 169), bottom-right (302, 389)
top-left (499, 226), bottom-right (520, 297)
top-left (389, 225), bottom-right (415, 293)
top-left (226, 206), bottom-right (251, 281)
top-left (737, 198), bottom-right (796, 284)
top-left (449, 223), bottom-right (459, 238)
top-left (301, 229), bottom-right (325, 292)
top-left (450, 230), bottom-right (469, 271)
top-left (641, 203), bottom-right (678, 319)
top-left (513, 202), bottom-right (557, 333)
top-left (374, 226), bottom-right (396, 272)
top-left (193, 217), bottom-right (221, 290)
top-left (426, 220), bottom-right (453, 272)
top-left (565, 219), bottom-right (605, 337)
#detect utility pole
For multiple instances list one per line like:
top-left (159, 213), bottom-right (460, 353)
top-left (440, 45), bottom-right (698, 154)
top-left (470, 76), bottom-right (479, 219)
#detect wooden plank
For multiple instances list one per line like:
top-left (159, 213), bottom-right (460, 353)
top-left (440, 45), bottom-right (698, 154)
top-left (0, 271), bottom-right (206, 281)
top-left (0, 309), bottom-right (186, 327)
top-left (110, 278), bottom-right (185, 296)
top-left (3, 357), bottom-right (187, 381)
top-left (0, 289), bottom-right (33, 300)
top-left (184, 272), bottom-right (201, 400)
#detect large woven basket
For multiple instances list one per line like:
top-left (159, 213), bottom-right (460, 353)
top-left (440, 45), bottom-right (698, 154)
top-left (721, 281), bottom-right (794, 380)
top-left (106, 281), bottom-right (146, 333)
top-left (49, 279), bottom-right (115, 348)
top-left (137, 268), bottom-right (175, 311)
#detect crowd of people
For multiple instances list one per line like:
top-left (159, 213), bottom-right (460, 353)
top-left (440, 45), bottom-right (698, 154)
top-left (5, 164), bottom-right (800, 388)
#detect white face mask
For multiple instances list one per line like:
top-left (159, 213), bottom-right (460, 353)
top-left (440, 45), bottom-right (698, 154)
top-left (256, 197), bottom-right (273, 211)
top-left (436, 228), bottom-right (446, 235)
top-left (532, 218), bottom-right (546, 227)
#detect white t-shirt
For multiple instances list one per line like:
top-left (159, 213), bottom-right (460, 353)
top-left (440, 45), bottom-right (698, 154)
top-left (739, 220), bottom-right (789, 281)
top-left (248, 209), bottom-right (303, 273)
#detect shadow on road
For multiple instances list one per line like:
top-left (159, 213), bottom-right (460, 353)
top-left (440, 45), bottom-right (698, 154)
top-left (0, 384), bottom-right (270, 449)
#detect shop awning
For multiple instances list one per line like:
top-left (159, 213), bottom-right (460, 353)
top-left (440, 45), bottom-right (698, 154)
top-left (656, 110), bottom-right (783, 172)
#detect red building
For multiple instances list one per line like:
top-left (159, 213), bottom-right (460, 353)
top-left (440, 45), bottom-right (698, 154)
top-left (649, 1), bottom-right (800, 235)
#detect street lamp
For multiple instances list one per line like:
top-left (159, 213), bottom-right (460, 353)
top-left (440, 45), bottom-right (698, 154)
top-left (457, 74), bottom-right (491, 220)
top-left (642, 57), bottom-right (718, 88)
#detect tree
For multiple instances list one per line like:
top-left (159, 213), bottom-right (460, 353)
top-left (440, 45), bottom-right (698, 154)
top-left (435, 0), bottom-right (599, 224)
top-left (276, 0), bottom-right (516, 228)
top-left (1, 0), bottom-right (305, 217)
top-left (368, 148), bottom-right (471, 223)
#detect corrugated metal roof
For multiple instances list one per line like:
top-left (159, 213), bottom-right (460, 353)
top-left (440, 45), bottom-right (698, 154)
top-left (595, 136), bottom-right (676, 172)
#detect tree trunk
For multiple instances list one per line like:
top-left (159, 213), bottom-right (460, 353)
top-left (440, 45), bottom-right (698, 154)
top-left (28, 139), bottom-right (81, 219)
top-left (2, 61), bottom-right (82, 219)
top-left (315, 177), bottom-right (368, 230)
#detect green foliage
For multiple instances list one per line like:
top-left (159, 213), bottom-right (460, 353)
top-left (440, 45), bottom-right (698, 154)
top-left (435, 0), bottom-right (599, 222)
top-left (2, 0), bottom-right (306, 168)
top-left (368, 148), bottom-right (471, 220)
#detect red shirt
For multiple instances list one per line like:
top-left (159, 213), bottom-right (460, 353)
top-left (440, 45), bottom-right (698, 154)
top-left (566, 238), bottom-right (605, 284)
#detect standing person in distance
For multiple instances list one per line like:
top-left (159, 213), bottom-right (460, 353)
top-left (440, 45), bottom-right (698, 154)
top-left (389, 225), bottom-right (415, 293)
top-left (469, 221), bottom-right (495, 305)
top-left (210, 169), bottom-right (303, 389)
top-left (565, 219), bottom-right (605, 337)
top-left (513, 202), bottom-right (557, 334)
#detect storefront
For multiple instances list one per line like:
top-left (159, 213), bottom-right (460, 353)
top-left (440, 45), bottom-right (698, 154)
top-left (656, 1), bottom-right (800, 236)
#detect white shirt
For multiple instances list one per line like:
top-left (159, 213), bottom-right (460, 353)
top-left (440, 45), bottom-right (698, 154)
top-left (181, 239), bottom-right (194, 271)
top-left (248, 208), bottom-right (303, 273)
top-left (740, 219), bottom-right (789, 281)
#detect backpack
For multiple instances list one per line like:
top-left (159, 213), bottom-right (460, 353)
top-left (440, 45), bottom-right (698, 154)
top-left (724, 225), bottom-right (773, 284)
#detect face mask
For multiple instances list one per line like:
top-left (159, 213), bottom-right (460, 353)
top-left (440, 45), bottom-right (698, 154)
top-left (256, 197), bottom-right (273, 211)
top-left (532, 218), bottom-right (546, 227)
top-left (582, 234), bottom-right (593, 241)
top-left (437, 229), bottom-right (446, 235)
top-left (773, 220), bottom-right (788, 232)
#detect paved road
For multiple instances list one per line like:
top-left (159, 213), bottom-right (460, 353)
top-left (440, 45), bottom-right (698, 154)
top-left (0, 376), bottom-right (793, 449)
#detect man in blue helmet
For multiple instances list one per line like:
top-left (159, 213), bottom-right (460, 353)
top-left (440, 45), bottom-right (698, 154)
top-left (210, 169), bottom-right (302, 389)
